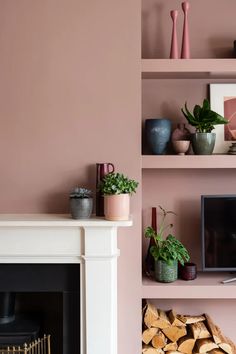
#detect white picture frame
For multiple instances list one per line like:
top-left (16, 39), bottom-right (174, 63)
top-left (210, 83), bottom-right (236, 154)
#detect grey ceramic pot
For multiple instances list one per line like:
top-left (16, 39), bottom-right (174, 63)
top-left (192, 133), bottom-right (216, 155)
top-left (154, 259), bottom-right (178, 283)
top-left (145, 118), bottom-right (171, 155)
top-left (70, 198), bottom-right (93, 219)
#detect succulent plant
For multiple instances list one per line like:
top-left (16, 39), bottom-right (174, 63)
top-left (69, 187), bottom-right (93, 199)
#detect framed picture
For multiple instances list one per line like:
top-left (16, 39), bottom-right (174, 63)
top-left (210, 83), bottom-right (236, 154)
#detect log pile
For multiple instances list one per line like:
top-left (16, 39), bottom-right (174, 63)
top-left (142, 302), bottom-right (236, 354)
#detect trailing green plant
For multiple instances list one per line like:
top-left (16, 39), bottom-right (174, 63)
top-left (181, 98), bottom-right (228, 133)
top-left (70, 187), bottom-right (93, 199)
top-left (99, 172), bottom-right (139, 195)
top-left (145, 206), bottom-right (190, 265)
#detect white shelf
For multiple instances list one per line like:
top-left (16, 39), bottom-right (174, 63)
top-left (0, 214), bottom-right (132, 227)
top-left (142, 272), bottom-right (236, 299)
top-left (142, 59), bottom-right (236, 79)
top-left (142, 155), bottom-right (236, 169)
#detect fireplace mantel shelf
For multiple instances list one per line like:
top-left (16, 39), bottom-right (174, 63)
top-left (0, 213), bottom-right (132, 227)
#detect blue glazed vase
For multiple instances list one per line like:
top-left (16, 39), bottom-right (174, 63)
top-left (145, 118), bottom-right (171, 155)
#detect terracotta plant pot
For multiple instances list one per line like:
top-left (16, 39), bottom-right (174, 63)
top-left (172, 140), bottom-right (190, 155)
top-left (104, 194), bottom-right (130, 221)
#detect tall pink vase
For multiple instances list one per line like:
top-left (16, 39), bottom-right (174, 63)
top-left (170, 10), bottom-right (179, 59)
top-left (181, 1), bottom-right (190, 59)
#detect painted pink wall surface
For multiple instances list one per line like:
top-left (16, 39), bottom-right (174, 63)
top-left (0, 1), bottom-right (141, 354)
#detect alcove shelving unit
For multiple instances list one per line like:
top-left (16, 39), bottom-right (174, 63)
top-left (141, 59), bottom-right (236, 342)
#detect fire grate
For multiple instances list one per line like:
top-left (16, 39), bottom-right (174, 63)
top-left (0, 335), bottom-right (51, 354)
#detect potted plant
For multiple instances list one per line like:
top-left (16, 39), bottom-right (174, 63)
top-left (181, 98), bottom-right (228, 154)
top-left (99, 172), bottom-right (138, 221)
top-left (69, 187), bottom-right (93, 219)
top-left (145, 206), bottom-right (190, 283)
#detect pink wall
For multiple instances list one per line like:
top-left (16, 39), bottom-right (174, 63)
top-left (0, 1), bottom-right (141, 353)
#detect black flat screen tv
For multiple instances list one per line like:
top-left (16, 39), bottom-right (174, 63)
top-left (202, 195), bottom-right (236, 271)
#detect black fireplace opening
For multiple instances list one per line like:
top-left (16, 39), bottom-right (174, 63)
top-left (0, 264), bottom-right (80, 354)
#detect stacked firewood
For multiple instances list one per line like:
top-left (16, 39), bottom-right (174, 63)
top-left (142, 302), bottom-right (236, 354)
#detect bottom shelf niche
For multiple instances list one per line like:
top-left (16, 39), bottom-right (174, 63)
top-left (142, 299), bottom-right (236, 347)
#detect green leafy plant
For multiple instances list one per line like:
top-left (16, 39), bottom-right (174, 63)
top-left (70, 187), bottom-right (93, 199)
top-left (145, 206), bottom-right (190, 265)
top-left (99, 172), bottom-right (139, 195)
top-left (181, 98), bottom-right (228, 133)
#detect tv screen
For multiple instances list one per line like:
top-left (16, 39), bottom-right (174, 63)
top-left (202, 195), bottom-right (236, 271)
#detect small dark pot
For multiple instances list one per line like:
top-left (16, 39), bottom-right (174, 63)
top-left (180, 262), bottom-right (197, 281)
top-left (154, 260), bottom-right (178, 283)
top-left (145, 118), bottom-right (171, 155)
top-left (70, 198), bottom-right (93, 219)
top-left (192, 133), bottom-right (216, 155)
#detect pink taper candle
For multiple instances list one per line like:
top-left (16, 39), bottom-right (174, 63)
top-left (170, 10), bottom-right (179, 59)
top-left (181, 1), bottom-right (190, 59)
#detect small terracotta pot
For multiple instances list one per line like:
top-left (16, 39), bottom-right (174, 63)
top-left (172, 140), bottom-right (190, 155)
top-left (104, 194), bottom-right (130, 221)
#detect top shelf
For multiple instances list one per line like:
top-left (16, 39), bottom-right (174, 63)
top-left (142, 59), bottom-right (236, 79)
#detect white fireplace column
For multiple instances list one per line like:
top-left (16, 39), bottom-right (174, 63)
top-left (0, 214), bottom-right (132, 354)
top-left (83, 226), bottom-right (119, 354)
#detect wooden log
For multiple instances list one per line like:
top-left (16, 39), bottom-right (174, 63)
top-left (165, 352), bottom-right (184, 354)
top-left (152, 309), bottom-right (171, 329)
top-left (178, 336), bottom-right (196, 354)
top-left (204, 314), bottom-right (222, 344)
top-left (152, 331), bottom-right (166, 349)
top-left (208, 349), bottom-right (226, 354)
top-left (163, 342), bottom-right (178, 352)
top-left (190, 321), bottom-right (211, 339)
top-left (142, 346), bottom-right (164, 354)
top-left (177, 315), bottom-right (205, 324)
top-left (168, 310), bottom-right (186, 327)
top-left (142, 327), bottom-right (158, 345)
top-left (196, 338), bottom-right (218, 353)
top-left (144, 302), bottom-right (159, 328)
top-left (162, 326), bottom-right (187, 342)
top-left (218, 338), bottom-right (234, 354)
top-left (204, 316), bottom-right (235, 354)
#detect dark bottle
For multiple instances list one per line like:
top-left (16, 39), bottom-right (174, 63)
top-left (144, 207), bottom-right (157, 276)
top-left (96, 163), bottom-right (115, 216)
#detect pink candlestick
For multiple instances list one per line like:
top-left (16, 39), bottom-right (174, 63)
top-left (181, 1), bottom-right (190, 59)
top-left (170, 10), bottom-right (179, 59)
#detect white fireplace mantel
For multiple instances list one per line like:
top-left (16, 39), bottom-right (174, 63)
top-left (0, 214), bottom-right (132, 354)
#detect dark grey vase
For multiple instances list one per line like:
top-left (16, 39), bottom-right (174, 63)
top-left (70, 198), bottom-right (93, 219)
top-left (145, 118), bottom-right (171, 155)
top-left (192, 133), bottom-right (216, 155)
top-left (154, 260), bottom-right (178, 283)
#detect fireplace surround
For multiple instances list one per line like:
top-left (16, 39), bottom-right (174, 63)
top-left (0, 214), bottom-right (132, 354)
